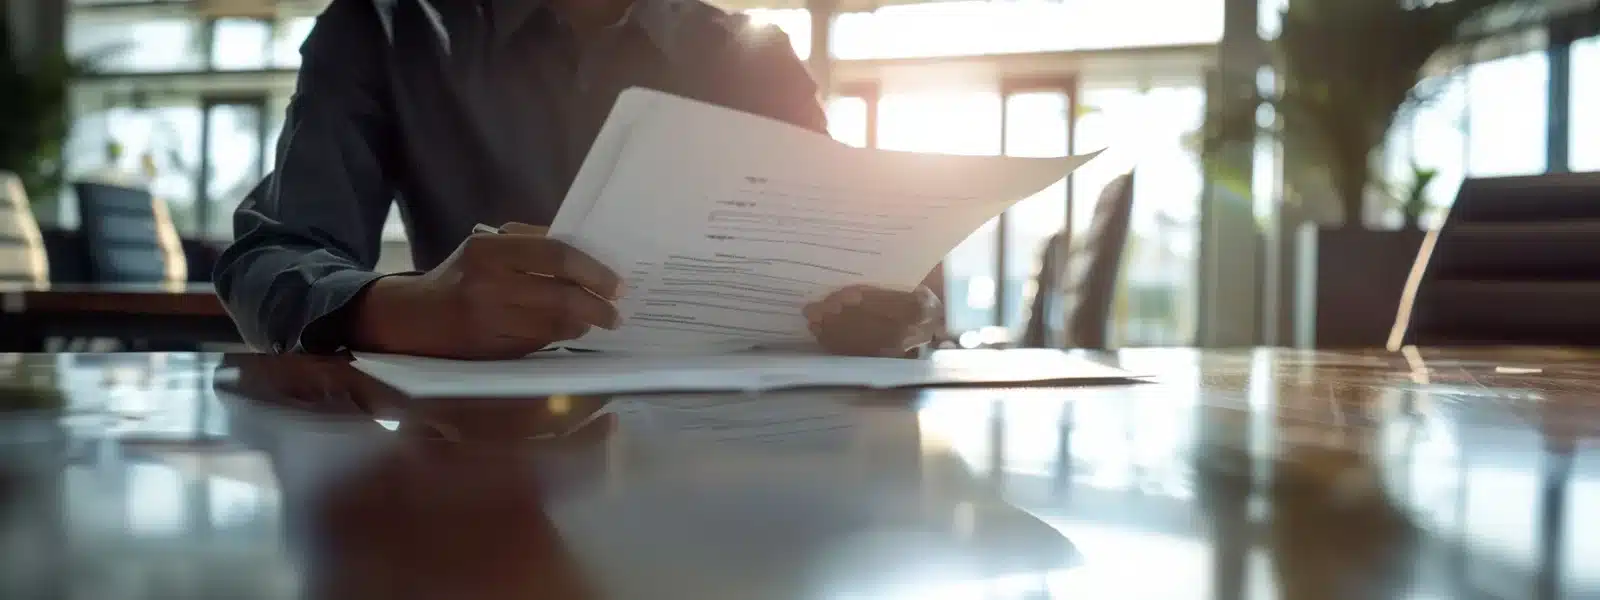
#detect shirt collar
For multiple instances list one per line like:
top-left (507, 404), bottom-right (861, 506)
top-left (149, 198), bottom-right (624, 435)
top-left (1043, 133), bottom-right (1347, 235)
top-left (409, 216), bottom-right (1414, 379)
top-left (491, 0), bottom-right (691, 59)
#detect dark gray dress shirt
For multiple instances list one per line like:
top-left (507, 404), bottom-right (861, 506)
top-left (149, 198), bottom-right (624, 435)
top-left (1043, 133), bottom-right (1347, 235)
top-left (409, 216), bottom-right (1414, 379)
top-left (214, 0), bottom-right (826, 353)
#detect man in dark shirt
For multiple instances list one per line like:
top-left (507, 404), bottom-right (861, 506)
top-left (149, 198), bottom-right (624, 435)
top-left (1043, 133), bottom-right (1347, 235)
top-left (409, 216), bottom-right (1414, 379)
top-left (215, 0), bottom-right (939, 360)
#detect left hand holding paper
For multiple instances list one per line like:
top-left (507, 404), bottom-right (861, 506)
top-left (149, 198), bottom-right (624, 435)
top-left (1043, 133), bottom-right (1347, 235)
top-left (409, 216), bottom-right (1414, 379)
top-left (803, 284), bottom-right (940, 357)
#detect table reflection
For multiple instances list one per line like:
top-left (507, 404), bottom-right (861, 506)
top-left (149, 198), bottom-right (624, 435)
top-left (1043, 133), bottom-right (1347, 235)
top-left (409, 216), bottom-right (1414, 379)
top-left (0, 348), bottom-right (1595, 599)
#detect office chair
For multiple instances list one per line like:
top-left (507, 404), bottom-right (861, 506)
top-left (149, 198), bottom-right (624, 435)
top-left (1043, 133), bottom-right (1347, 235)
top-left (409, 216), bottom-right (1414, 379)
top-left (73, 178), bottom-right (186, 284)
top-left (1019, 172), bottom-right (1136, 349)
top-left (1389, 171), bottom-right (1600, 348)
top-left (72, 177), bottom-right (192, 350)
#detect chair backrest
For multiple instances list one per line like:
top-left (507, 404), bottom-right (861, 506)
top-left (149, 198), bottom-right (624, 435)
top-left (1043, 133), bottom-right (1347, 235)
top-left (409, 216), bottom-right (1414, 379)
top-left (1392, 171), bottom-right (1600, 347)
top-left (73, 178), bottom-right (186, 284)
top-left (0, 172), bottom-right (50, 285)
top-left (1021, 173), bottom-right (1136, 349)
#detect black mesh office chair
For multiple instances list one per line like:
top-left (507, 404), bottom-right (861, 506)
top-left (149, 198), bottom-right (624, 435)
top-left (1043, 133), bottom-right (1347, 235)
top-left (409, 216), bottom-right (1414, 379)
top-left (73, 179), bottom-right (178, 283)
top-left (1019, 172), bottom-right (1136, 349)
top-left (72, 178), bottom-right (191, 350)
top-left (1391, 171), bottom-right (1600, 347)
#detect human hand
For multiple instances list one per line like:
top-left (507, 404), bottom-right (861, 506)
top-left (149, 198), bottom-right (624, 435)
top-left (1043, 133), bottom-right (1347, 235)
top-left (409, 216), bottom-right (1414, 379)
top-left (352, 222), bottom-right (623, 359)
top-left (802, 284), bottom-right (940, 357)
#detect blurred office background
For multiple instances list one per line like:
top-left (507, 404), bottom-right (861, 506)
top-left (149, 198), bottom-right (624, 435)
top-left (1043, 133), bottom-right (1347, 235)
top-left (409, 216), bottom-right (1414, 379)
top-left (4, 0), bottom-right (1598, 349)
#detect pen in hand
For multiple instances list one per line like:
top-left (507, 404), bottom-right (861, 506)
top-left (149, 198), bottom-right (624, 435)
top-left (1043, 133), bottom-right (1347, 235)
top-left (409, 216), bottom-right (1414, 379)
top-left (474, 223), bottom-right (620, 301)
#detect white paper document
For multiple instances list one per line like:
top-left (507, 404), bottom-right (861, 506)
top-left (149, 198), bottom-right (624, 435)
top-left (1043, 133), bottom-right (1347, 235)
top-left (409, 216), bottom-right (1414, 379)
top-left (351, 349), bottom-right (1143, 398)
top-left (547, 87), bottom-right (1102, 353)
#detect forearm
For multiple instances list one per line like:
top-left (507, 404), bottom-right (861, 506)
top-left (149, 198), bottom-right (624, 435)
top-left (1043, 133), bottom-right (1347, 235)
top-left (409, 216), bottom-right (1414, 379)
top-left (214, 232), bottom-right (388, 354)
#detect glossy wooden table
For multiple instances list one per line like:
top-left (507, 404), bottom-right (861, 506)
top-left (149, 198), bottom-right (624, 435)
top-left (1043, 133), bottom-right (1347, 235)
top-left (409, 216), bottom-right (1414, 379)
top-left (0, 347), bottom-right (1595, 599)
top-left (0, 283), bottom-right (238, 350)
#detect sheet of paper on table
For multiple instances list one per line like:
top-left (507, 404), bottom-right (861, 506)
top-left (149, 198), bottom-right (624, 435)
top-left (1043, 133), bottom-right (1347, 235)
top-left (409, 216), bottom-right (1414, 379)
top-left (351, 349), bottom-right (1146, 398)
top-left (546, 87), bottom-right (1103, 354)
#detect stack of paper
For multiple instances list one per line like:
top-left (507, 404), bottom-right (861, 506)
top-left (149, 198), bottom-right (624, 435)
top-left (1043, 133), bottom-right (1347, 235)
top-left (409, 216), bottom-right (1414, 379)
top-left (352, 349), bottom-right (1141, 397)
top-left (547, 87), bottom-right (1100, 353)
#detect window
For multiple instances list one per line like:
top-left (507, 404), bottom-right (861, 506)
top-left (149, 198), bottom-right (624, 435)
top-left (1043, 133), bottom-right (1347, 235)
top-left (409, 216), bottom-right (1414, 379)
top-left (1572, 36), bottom-right (1600, 172)
top-left (1466, 51), bottom-right (1548, 177)
top-left (210, 18), bottom-right (272, 70)
top-left (62, 104), bottom-right (204, 230)
top-left (879, 89), bottom-right (1003, 339)
top-left (825, 96), bottom-right (869, 148)
top-left (68, 17), bottom-right (204, 72)
top-left (202, 101), bottom-right (267, 237)
top-left (831, 0), bottom-right (1222, 60)
top-left (1002, 91), bottom-right (1070, 334)
top-left (1073, 81), bottom-right (1204, 346)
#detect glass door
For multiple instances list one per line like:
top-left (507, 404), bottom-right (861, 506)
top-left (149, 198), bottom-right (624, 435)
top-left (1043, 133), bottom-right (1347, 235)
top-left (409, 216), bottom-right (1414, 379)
top-left (198, 96), bottom-right (269, 239)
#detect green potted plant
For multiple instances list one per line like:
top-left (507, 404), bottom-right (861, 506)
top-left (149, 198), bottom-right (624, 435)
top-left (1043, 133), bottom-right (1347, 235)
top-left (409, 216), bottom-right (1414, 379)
top-left (1204, 0), bottom-right (1551, 347)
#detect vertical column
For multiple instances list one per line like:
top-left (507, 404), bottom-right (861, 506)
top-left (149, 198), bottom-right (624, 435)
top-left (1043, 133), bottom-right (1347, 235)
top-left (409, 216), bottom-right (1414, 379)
top-left (994, 93), bottom-right (1010, 329)
top-left (806, 0), bottom-right (837, 100)
top-left (1196, 0), bottom-right (1264, 347)
top-left (4, 0), bottom-right (67, 64)
top-left (1547, 22), bottom-right (1574, 174)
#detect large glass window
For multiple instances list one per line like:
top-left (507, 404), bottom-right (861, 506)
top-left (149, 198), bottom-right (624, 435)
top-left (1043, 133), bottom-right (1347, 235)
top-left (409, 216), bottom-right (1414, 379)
top-left (1002, 91), bottom-right (1071, 334)
top-left (830, 0), bottom-right (1223, 59)
top-left (67, 17), bottom-right (204, 72)
top-left (741, 0), bottom-right (1223, 62)
top-left (1572, 36), bottom-right (1600, 172)
top-left (63, 103), bottom-right (204, 230)
top-left (202, 101), bottom-right (267, 237)
top-left (879, 89), bottom-right (1003, 338)
top-left (1073, 81), bottom-right (1204, 346)
top-left (1465, 50), bottom-right (1549, 177)
top-left (825, 96), bottom-right (870, 148)
top-left (211, 18), bottom-right (272, 70)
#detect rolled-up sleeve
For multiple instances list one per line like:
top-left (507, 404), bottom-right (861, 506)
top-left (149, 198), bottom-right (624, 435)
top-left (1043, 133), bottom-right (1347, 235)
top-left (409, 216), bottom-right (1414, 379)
top-left (213, 0), bottom-right (397, 354)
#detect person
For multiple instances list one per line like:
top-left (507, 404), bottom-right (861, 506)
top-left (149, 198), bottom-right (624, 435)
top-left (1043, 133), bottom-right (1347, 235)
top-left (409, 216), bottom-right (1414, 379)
top-left (214, 0), bottom-right (940, 360)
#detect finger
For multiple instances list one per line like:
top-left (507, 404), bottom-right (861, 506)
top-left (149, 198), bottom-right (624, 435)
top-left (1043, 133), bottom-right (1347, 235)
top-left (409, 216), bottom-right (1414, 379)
top-left (840, 287), bottom-right (927, 324)
top-left (498, 221), bottom-right (549, 236)
top-left (812, 311), bottom-right (913, 356)
top-left (802, 302), bottom-right (830, 323)
top-left (476, 235), bottom-right (623, 299)
top-left (489, 315), bottom-right (590, 345)
top-left (551, 317), bottom-right (592, 341)
top-left (454, 338), bottom-right (555, 360)
top-left (513, 279), bottom-right (621, 330)
top-left (819, 285), bottom-right (867, 307)
top-left (807, 286), bottom-right (863, 321)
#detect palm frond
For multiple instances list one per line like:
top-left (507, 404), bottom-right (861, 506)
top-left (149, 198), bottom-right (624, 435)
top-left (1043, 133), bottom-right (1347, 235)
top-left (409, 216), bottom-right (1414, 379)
top-left (1199, 0), bottom-right (1560, 226)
